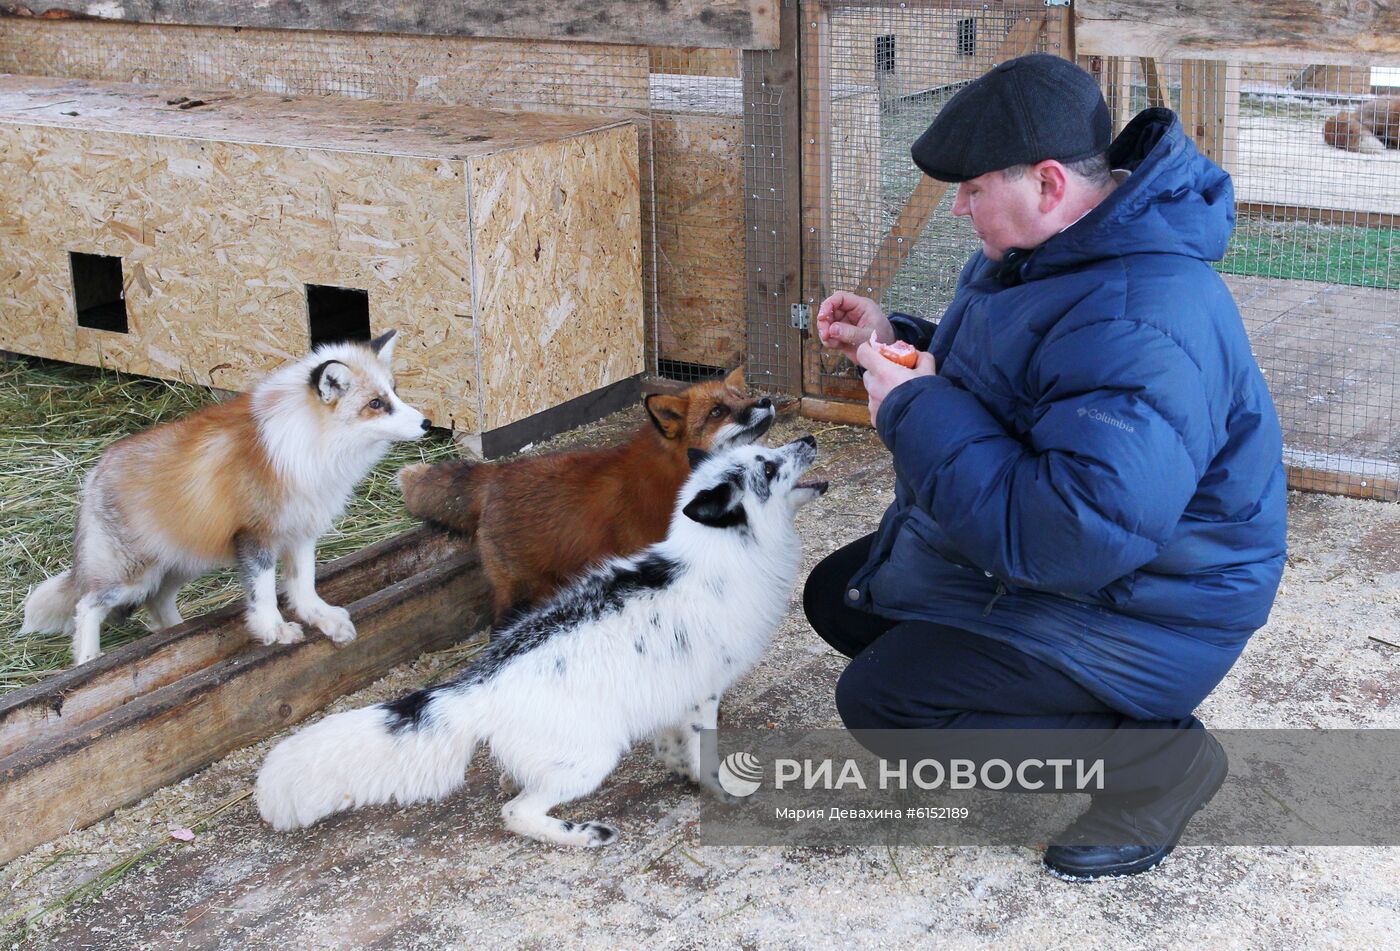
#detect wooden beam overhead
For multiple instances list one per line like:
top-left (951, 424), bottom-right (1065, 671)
top-left (0, 0), bottom-right (780, 50)
top-left (1076, 0), bottom-right (1400, 67)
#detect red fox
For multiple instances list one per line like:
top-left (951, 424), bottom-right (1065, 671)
top-left (1323, 96), bottom-right (1400, 152)
top-left (397, 367), bottom-right (774, 620)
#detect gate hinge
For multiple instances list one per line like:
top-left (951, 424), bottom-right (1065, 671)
top-left (790, 303), bottom-right (811, 331)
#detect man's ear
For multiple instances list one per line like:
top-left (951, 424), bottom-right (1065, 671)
top-left (682, 480), bottom-right (747, 529)
top-left (724, 365), bottom-right (747, 391)
top-left (1033, 160), bottom-right (1069, 214)
top-left (645, 394), bottom-right (688, 440)
top-left (369, 328), bottom-right (398, 366)
top-left (310, 360), bottom-right (352, 404)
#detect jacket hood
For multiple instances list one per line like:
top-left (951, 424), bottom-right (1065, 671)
top-left (1020, 108), bottom-right (1235, 280)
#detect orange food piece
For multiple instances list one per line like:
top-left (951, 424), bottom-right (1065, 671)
top-left (877, 340), bottom-right (919, 368)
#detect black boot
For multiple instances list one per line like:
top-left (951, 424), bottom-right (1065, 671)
top-left (1042, 731), bottom-right (1228, 881)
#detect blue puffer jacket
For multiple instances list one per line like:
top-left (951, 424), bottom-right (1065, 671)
top-left (846, 109), bottom-right (1287, 720)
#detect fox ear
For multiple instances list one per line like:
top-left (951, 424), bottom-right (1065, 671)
top-left (311, 360), bottom-right (352, 404)
top-left (724, 365), bottom-right (747, 391)
top-left (644, 393), bottom-right (688, 440)
top-left (682, 480), bottom-right (747, 529)
top-left (686, 448), bottom-right (708, 470)
top-left (369, 329), bottom-right (398, 365)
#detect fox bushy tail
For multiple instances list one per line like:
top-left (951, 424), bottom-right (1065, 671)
top-left (256, 687), bottom-right (479, 831)
top-left (19, 569), bottom-right (77, 635)
top-left (397, 461), bottom-right (486, 537)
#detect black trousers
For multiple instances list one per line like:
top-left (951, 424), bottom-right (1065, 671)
top-left (804, 533), bottom-right (1204, 799)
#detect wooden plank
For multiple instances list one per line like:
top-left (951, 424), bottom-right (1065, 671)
top-left (1288, 465), bottom-right (1400, 502)
top-left (851, 12), bottom-right (1045, 302)
top-left (0, 548), bottom-right (493, 867)
top-left (1237, 202), bottom-right (1400, 230)
top-left (1179, 59), bottom-right (1240, 172)
top-left (0, 527), bottom-right (469, 759)
top-left (1140, 57), bottom-right (1172, 108)
top-left (1105, 56), bottom-right (1133, 130)
top-left (0, 21), bottom-right (653, 117)
top-left (800, 395), bottom-right (871, 427)
top-left (741, 0), bottom-right (804, 394)
top-left (856, 176), bottom-right (953, 301)
top-left (0, 0), bottom-right (779, 50)
top-left (1076, 0), bottom-right (1400, 68)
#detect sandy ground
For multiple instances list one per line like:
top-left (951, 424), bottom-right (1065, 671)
top-left (3, 407), bottom-right (1399, 950)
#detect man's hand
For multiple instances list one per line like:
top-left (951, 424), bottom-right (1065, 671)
top-left (854, 338), bottom-right (937, 427)
top-left (816, 292), bottom-right (894, 362)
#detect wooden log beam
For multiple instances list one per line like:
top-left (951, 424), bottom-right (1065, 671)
top-left (1077, 0), bottom-right (1400, 68)
top-left (1287, 465), bottom-right (1400, 502)
top-left (800, 396), bottom-right (871, 427)
top-left (0, 0), bottom-right (779, 50)
top-left (0, 531), bottom-right (492, 866)
top-left (0, 526), bottom-right (468, 759)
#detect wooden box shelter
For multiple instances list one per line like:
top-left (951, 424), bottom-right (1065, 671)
top-left (0, 74), bottom-right (643, 456)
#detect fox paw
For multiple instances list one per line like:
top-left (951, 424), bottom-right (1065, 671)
top-left (305, 604), bottom-right (356, 644)
top-left (72, 646), bottom-right (102, 666)
top-left (248, 617), bottom-right (305, 646)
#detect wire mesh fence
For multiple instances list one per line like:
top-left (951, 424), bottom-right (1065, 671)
top-left (800, 2), bottom-right (1399, 499)
top-left (646, 43), bottom-right (802, 393)
top-left (801, 0), bottom-right (1069, 402)
top-left (1083, 55), bottom-right (1399, 499)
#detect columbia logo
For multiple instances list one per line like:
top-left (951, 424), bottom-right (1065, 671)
top-left (1077, 406), bottom-right (1135, 433)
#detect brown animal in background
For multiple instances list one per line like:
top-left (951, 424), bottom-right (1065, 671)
top-left (397, 368), bottom-right (775, 620)
top-left (1323, 96), bottom-right (1400, 152)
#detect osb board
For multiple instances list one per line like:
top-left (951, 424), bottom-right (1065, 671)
top-left (0, 75), bottom-right (634, 161)
top-left (0, 76), bottom-right (641, 433)
top-left (1076, 0), bottom-right (1400, 68)
top-left (0, 0), bottom-right (779, 50)
top-left (0, 21), bottom-right (668, 396)
top-left (471, 122), bottom-right (644, 429)
top-left (0, 20), bottom-right (650, 117)
top-left (651, 111), bottom-right (745, 367)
